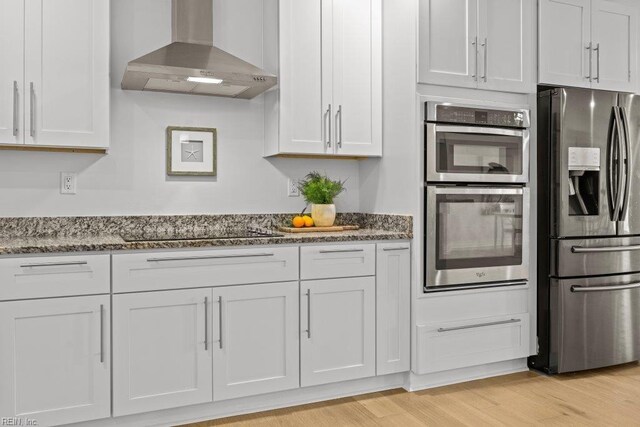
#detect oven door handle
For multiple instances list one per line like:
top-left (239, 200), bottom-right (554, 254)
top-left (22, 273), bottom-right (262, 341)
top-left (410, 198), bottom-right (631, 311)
top-left (432, 186), bottom-right (525, 196)
top-left (434, 125), bottom-right (524, 138)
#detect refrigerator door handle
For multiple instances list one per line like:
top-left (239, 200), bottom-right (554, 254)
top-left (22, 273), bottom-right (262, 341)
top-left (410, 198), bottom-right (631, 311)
top-left (571, 244), bottom-right (640, 253)
top-left (620, 107), bottom-right (631, 220)
top-left (608, 107), bottom-right (618, 219)
top-left (571, 282), bottom-right (640, 293)
top-left (613, 107), bottom-right (625, 221)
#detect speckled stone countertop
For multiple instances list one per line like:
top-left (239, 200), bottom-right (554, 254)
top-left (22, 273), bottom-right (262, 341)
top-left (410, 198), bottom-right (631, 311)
top-left (0, 213), bottom-right (412, 255)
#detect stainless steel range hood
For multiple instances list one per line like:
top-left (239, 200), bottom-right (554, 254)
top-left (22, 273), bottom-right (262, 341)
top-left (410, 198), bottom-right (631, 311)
top-left (121, 0), bottom-right (276, 99)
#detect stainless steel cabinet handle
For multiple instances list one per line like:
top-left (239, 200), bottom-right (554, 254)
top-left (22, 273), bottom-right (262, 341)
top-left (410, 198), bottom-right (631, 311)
top-left (29, 82), bottom-right (34, 138)
top-left (572, 244), bottom-right (640, 253)
top-left (218, 296), bottom-right (223, 349)
top-left (99, 304), bottom-right (104, 364)
top-left (437, 318), bottom-right (521, 333)
top-left (204, 297), bottom-right (209, 351)
top-left (382, 247), bottom-right (409, 252)
top-left (336, 105), bottom-right (343, 148)
top-left (481, 38), bottom-right (488, 82)
top-left (13, 81), bottom-right (18, 136)
top-left (471, 37), bottom-right (478, 81)
top-left (571, 282), bottom-right (640, 293)
top-left (586, 43), bottom-right (592, 81)
top-left (146, 253), bottom-right (274, 263)
top-left (324, 104), bottom-right (332, 149)
top-left (594, 43), bottom-right (600, 83)
top-left (307, 289), bottom-right (311, 338)
top-left (19, 261), bottom-right (89, 268)
top-left (318, 249), bottom-right (365, 254)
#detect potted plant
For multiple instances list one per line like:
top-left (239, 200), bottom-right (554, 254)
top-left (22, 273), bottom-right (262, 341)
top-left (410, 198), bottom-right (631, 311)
top-left (298, 172), bottom-right (346, 227)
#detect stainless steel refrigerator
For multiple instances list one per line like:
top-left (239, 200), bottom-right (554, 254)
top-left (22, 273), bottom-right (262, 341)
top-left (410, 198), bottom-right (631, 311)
top-left (531, 87), bottom-right (640, 374)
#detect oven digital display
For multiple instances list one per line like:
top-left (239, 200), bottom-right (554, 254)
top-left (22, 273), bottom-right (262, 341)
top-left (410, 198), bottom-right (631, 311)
top-left (474, 111), bottom-right (488, 124)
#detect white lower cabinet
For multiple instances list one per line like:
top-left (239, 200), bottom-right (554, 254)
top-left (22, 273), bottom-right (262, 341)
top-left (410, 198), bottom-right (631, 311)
top-left (376, 243), bottom-right (411, 375)
top-left (0, 295), bottom-right (110, 426)
top-left (212, 282), bottom-right (300, 401)
top-left (300, 277), bottom-right (376, 387)
top-left (113, 289), bottom-right (213, 416)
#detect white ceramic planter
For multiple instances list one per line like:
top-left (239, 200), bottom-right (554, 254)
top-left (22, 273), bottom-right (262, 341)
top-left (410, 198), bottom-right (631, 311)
top-left (311, 204), bottom-right (336, 227)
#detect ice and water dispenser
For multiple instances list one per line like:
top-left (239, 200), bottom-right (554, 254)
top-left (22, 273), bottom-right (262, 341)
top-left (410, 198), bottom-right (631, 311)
top-left (568, 147), bottom-right (600, 216)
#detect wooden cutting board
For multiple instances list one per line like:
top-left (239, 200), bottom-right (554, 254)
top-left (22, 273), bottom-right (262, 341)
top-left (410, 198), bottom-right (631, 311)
top-left (278, 225), bottom-right (360, 233)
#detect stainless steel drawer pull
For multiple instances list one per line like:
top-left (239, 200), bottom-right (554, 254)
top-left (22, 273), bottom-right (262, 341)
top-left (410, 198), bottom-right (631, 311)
top-left (383, 247), bottom-right (409, 252)
top-left (99, 304), bottom-right (104, 364)
top-left (437, 318), bottom-right (521, 333)
top-left (571, 282), bottom-right (640, 293)
top-left (20, 261), bottom-right (89, 269)
top-left (318, 249), bottom-right (365, 254)
top-left (571, 245), bottom-right (640, 253)
top-left (146, 253), bottom-right (275, 263)
top-left (218, 296), bottom-right (224, 349)
top-left (13, 81), bottom-right (18, 136)
top-left (204, 297), bottom-right (209, 351)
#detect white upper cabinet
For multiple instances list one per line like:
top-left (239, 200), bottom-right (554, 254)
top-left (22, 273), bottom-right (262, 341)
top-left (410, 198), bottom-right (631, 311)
top-left (0, 0), bottom-right (109, 149)
top-left (539, 0), bottom-right (591, 88)
top-left (478, 0), bottom-right (534, 92)
top-left (539, 0), bottom-right (638, 92)
top-left (419, 0), bottom-right (478, 88)
top-left (0, 0), bottom-right (23, 145)
top-left (212, 282), bottom-right (299, 401)
top-left (0, 296), bottom-right (111, 426)
top-left (419, 0), bottom-right (534, 93)
top-left (265, 0), bottom-right (382, 157)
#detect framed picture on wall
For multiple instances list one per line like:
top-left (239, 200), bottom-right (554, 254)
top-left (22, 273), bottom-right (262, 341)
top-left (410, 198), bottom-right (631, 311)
top-left (166, 126), bottom-right (217, 176)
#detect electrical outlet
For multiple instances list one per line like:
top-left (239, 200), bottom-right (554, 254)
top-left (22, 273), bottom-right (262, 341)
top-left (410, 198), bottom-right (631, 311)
top-left (60, 172), bottom-right (77, 195)
top-left (287, 178), bottom-right (300, 197)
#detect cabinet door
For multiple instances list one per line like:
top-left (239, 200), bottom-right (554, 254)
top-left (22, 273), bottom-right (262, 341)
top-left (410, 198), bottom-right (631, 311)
top-left (300, 277), bottom-right (375, 387)
top-left (376, 244), bottom-right (411, 375)
top-left (0, 0), bottom-right (23, 145)
top-left (332, 0), bottom-right (382, 156)
top-left (113, 289), bottom-right (213, 416)
top-left (478, 0), bottom-right (534, 93)
top-left (419, 0), bottom-right (479, 88)
top-left (24, 0), bottom-right (109, 148)
top-left (212, 282), bottom-right (299, 401)
top-left (0, 296), bottom-right (110, 426)
top-left (592, 0), bottom-right (638, 92)
top-left (539, 0), bottom-right (591, 88)
top-left (278, 0), bottom-right (330, 154)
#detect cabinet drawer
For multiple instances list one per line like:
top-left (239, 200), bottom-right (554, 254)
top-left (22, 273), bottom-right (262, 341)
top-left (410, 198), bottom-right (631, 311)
top-left (300, 244), bottom-right (375, 280)
top-left (0, 254), bottom-right (110, 301)
top-left (113, 247), bottom-right (299, 293)
top-left (415, 313), bottom-right (530, 375)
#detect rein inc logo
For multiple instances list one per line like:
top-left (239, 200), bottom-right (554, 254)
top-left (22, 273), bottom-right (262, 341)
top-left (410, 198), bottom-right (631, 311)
top-left (1, 418), bottom-right (38, 426)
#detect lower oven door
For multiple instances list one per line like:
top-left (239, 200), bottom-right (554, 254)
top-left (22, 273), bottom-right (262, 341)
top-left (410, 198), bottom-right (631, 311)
top-left (552, 274), bottom-right (640, 373)
top-left (425, 185), bottom-right (529, 290)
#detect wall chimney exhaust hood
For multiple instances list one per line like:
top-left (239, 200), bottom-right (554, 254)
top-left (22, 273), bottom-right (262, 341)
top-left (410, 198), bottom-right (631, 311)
top-left (121, 0), bottom-right (277, 99)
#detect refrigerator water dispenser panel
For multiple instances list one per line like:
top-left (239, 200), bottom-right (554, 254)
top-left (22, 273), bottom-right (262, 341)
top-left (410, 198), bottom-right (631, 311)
top-left (568, 147), bottom-right (600, 216)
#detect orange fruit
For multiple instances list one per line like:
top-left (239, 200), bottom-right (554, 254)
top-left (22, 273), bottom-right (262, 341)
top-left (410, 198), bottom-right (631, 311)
top-left (292, 216), bottom-right (305, 228)
top-left (303, 216), bottom-right (314, 227)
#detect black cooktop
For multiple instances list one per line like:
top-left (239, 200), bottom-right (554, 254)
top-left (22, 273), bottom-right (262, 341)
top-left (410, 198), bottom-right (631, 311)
top-left (120, 228), bottom-right (283, 242)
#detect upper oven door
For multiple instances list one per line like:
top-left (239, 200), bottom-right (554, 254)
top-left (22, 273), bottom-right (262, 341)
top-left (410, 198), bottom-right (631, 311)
top-left (426, 124), bottom-right (529, 183)
top-left (425, 186), bottom-right (530, 289)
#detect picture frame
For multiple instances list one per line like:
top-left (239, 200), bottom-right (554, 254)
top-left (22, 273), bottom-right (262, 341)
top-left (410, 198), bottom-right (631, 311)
top-left (166, 126), bottom-right (217, 176)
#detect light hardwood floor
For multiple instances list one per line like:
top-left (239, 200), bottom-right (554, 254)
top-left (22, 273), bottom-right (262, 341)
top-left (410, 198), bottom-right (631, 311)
top-left (182, 363), bottom-right (640, 426)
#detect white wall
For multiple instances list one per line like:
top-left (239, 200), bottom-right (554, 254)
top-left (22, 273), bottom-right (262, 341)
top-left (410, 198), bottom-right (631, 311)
top-left (0, 0), bottom-right (360, 217)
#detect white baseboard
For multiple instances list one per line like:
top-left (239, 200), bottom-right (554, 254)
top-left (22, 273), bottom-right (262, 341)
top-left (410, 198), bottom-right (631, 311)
top-left (75, 373), bottom-right (408, 427)
top-left (407, 358), bottom-right (529, 391)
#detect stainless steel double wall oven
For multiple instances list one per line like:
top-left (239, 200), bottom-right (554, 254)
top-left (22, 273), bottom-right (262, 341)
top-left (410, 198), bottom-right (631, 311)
top-left (424, 102), bottom-right (531, 291)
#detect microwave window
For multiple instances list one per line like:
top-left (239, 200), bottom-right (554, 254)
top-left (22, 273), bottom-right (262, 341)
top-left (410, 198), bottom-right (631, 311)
top-left (436, 132), bottom-right (523, 175)
top-left (436, 194), bottom-right (523, 270)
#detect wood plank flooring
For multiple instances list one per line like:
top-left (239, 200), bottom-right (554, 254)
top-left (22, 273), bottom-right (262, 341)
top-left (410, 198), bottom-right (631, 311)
top-left (182, 363), bottom-right (640, 426)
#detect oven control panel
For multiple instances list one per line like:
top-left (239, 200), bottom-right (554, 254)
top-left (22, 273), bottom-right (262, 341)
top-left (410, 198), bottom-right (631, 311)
top-left (427, 103), bottom-right (529, 128)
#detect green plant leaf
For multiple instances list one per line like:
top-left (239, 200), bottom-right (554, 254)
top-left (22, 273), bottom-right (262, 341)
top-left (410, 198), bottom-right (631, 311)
top-left (297, 171), bottom-right (347, 205)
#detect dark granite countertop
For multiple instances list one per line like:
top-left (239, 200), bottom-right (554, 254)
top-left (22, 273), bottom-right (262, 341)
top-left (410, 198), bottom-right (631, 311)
top-left (0, 213), bottom-right (412, 255)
